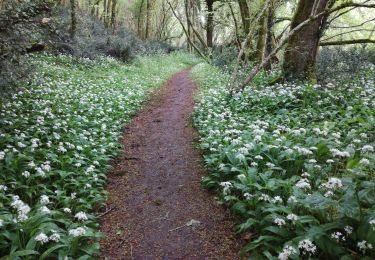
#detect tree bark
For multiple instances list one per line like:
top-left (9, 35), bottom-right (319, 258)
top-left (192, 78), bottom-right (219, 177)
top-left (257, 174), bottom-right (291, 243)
top-left (111, 0), bottom-right (117, 30)
top-left (206, 0), bottom-right (214, 48)
top-left (282, 0), bottom-right (331, 80)
top-left (137, 0), bottom-right (144, 39)
top-left (70, 0), bottom-right (76, 39)
top-left (264, 3), bottom-right (274, 70)
top-left (238, 0), bottom-right (250, 35)
top-left (255, 4), bottom-right (268, 63)
top-left (145, 0), bottom-right (152, 39)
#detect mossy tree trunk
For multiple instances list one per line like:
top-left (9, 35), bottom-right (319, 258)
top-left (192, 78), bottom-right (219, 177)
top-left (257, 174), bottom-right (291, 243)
top-left (255, 5), bottom-right (268, 63)
top-left (237, 0), bottom-right (250, 35)
top-left (70, 0), bottom-right (76, 39)
top-left (145, 0), bottom-right (152, 39)
top-left (282, 0), bottom-right (331, 81)
top-left (206, 0), bottom-right (214, 48)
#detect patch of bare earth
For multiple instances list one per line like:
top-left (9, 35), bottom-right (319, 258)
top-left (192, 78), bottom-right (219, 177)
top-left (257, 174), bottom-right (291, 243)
top-left (100, 69), bottom-right (243, 259)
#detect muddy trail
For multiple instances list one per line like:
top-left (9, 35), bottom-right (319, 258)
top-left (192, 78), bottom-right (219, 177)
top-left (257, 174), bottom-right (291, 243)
top-left (100, 68), bottom-right (242, 259)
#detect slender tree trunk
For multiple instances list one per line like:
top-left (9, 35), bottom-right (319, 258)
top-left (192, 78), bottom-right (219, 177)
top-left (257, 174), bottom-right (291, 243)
top-left (102, 0), bottom-right (107, 22)
top-left (145, 0), bottom-right (152, 39)
top-left (255, 6), bottom-right (268, 63)
top-left (70, 0), bottom-right (76, 39)
top-left (282, 0), bottom-right (330, 80)
top-left (238, 0), bottom-right (250, 35)
top-left (228, 2), bottom-right (241, 49)
top-left (111, 0), bottom-right (117, 30)
top-left (206, 0), bottom-right (214, 48)
top-left (106, 0), bottom-right (111, 28)
top-left (185, 0), bottom-right (192, 51)
top-left (264, 3), bottom-right (274, 70)
top-left (137, 0), bottom-right (144, 39)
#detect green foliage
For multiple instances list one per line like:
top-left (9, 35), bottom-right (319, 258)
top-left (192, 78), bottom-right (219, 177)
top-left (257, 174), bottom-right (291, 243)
top-left (192, 62), bottom-right (375, 259)
top-left (0, 52), bottom-right (198, 258)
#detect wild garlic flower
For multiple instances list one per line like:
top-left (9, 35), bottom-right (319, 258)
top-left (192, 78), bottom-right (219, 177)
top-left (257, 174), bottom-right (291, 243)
top-left (295, 178), bottom-right (311, 190)
top-left (357, 240), bottom-right (373, 253)
top-left (298, 239), bottom-right (317, 255)
top-left (360, 158), bottom-right (370, 165)
top-left (271, 196), bottom-right (283, 204)
top-left (0, 151), bottom-right (5, 160)
top-left (39, 206), bottom-right (51, 215)
top-left (11, 196), bottom-right (30, 222)
top-left (321, 177), bottom-right (342, 190)
top-left (286, 214), bottom-right (298, 222)
top-left (344, 226), bottom-right (353, 235)
top-left (220, 182), bottom-right (232, 195)
top-left (75, 212), bottom-right (88, 221)
top-left (331, 232), bottom-right (345, 242)
top-left (35, 233), bottom-right (49, 244)
top-left (361, 145), bottom-right (374, 153)
top-left (274, 218), bottom-right (286, 227)
top-left (49, 231), bottom-right (61, 242)
top-left (68, 227), bottom-right (86, 237)
top-left (40, 195), bottom-right (50, 205)
top-left (278, 245), bottom-right (297, 260)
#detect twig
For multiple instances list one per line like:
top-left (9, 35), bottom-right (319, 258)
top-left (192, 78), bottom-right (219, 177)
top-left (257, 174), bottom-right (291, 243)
top-left (130, 244), bottom-right (134, 260)
top-left (98, 207), bottom-right (116, 217)
top-left (169, 224), bottom-right (187, 232)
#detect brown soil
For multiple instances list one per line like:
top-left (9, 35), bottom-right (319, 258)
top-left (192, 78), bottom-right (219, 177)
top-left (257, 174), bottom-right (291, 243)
top-left (100, 68), bottom-right (242, 259)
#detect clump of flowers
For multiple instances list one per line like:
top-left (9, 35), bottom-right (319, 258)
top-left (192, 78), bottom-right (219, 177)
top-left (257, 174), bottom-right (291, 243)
top-left (192, 63), bottom-right (375, 258)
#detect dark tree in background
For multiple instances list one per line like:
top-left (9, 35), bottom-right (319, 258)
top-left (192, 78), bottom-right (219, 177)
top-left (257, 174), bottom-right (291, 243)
top-left (282, 0), bottom-right (333, 80)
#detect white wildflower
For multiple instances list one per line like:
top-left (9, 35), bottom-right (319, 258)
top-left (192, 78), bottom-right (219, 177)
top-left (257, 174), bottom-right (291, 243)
top-left (35, 233), bottom-right (49, 244)
top-left (278, 245), bottom-right (297, 260)
top-left (361, 145), bottom-right (374, 153)
top-left (49, 231), bottom-right (61, 242)
top-left (274, 217), bottom-right (286, 227)
top-left (344, 226), bottom-right (353, 235)
top-left (298, 239), bottom-right (317, 255)
top-left (40, 195), bottom-right (50, 205)
top-left (357, 240), bottom-right (373, 253)
top-left (295, 178), bottom-right (311, 190)
top-left (271, 196), bottom-right (283, 204)
top-left (219, 181), bottom-right (232, 195)
top-left (75, 211), bottom-right (88, 221)
top-left (359, 158), bottom-right (370, 165)
top-left (39, 206), bottom-right (51, 215)
top-left (286, 214), bottom-right (298, 222)
top-left (68, 227), bottom-right (86, 237)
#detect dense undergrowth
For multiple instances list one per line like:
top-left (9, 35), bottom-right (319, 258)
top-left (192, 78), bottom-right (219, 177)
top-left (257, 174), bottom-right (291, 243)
top-left (0, 52), bottom-right (197, 258)
top-left (192, 63), bottom-right (375, 259)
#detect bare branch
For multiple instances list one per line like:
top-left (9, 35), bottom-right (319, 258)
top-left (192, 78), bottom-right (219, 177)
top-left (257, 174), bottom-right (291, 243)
top-left (166, 0), bottom-right (210, 62)
top-left (320, 39), bottom-right (375, 46)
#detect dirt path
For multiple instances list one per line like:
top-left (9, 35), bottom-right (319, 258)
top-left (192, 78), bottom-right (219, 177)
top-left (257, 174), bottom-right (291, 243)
top-left (100, 68), bottom-right (242, 259)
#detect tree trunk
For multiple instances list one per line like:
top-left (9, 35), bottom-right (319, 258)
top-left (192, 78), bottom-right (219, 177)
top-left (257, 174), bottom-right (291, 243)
top-left (145, 0), bottom-right (152, 39)
top-left (70, 0), bottom-right (76, 39)
top-left (206, 0), bottom-right (214, 48)
top-left (111, 0), bottom-right (117, 30)
top-left (238, 0), bottom-right (250, 35)
top-left (255, 6), bottom-right (268, 63)
top-left (282, 0), bottom-right (330, 80)
top-left (185, 0), bottom-right (192, 51)
top-left (264, 3), bottom-right (274, 70)
top-left (137, 0), bottom-right (144, 39)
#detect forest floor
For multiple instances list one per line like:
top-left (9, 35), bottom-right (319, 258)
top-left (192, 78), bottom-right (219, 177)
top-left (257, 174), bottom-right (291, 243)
top-left (100, 68), bottom-right (242, 259)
